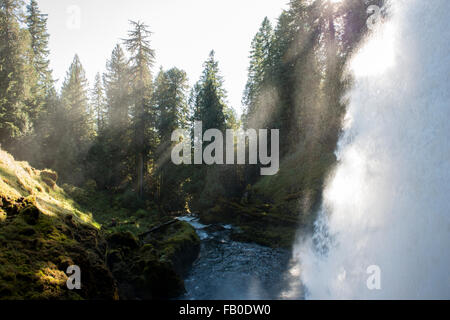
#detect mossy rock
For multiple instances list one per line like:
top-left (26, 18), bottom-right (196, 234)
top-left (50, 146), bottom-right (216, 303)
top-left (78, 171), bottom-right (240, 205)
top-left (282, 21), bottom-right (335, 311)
top-left (0, 208), bottom-right (6, 223)
top-left (132, 247), bottom-right (185, 299)
top-left (19, 205), bottom-right (41, 225)
top-left (0, 150), bottom-right (119, 300)
top-left (105, 221), bottom-right (200, 299)
top-left (155, 222), bottom-right (201, 276)
top-left (0, 211), bottom-right (118, 300)
top-left (107, 231), bottom-right (140, 250)
top-left (106, 233), bottom-right (186, 299)
top-left (40, 170), bottom-right (58, 188)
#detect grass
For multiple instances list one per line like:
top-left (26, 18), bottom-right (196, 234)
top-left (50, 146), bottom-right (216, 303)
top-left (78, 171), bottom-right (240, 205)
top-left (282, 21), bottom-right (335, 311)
top-left (63, 184), bottom-right (167, 236)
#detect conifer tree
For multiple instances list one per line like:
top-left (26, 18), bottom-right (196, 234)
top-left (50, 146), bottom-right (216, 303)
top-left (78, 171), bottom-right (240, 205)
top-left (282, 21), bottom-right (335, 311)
top-left (193, 50), bottom-right (231, 132)
top-left (55, 55), bottom-right (93, 183)
top-left (26, 0), bottom-right (53, 97)
top-left (153, 67), bottom-right (190, 208)
top-left (104, 44), bottom-right (130, 130)
top-left (124, 20), bottom-right (155, 198)
top-left (154, 67), bottom-right (190, 141)
top-left (242, 17), bottom-right (273, 128)
top-left (90, 73), bottom-right (106, 133)
top-left (0, 0), bottom-right (36, 150)
top-left (86, 45), bottom-right (132, 190)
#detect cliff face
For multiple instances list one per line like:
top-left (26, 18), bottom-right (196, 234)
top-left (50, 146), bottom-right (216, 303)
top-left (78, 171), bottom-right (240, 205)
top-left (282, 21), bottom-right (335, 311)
top-left (0, 149), bottom-right (199, 300)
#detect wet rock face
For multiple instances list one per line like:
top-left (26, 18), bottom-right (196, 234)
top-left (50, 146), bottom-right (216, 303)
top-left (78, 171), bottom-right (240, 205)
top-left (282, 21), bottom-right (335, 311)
top-left (105, 222), bottom-right (200, 300)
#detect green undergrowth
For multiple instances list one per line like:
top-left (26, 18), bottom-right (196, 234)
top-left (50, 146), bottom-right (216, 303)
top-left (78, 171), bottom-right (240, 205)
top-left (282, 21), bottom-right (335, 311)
top-left (200, 147), bottom-right (336, 248)
top-left (201, 198), bottom-right (298, 248)
top-left (0, 149), bottom-right (199, 300)
top-left (63, 184), bottom-right (164, 235)
top-left (62, 179), bottom-right (201, 299)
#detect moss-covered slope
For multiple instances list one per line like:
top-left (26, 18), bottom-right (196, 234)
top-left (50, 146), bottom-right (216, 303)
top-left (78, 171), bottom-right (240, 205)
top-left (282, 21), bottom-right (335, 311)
top-left (0, 149), bottom-right (200, 300)
top-left (0, 148), bottom-right (118, 300)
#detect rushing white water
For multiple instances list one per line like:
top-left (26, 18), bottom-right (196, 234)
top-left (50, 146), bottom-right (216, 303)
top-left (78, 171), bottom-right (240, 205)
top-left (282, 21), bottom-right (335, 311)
top-left (288, 0), bottom-right (450, 299)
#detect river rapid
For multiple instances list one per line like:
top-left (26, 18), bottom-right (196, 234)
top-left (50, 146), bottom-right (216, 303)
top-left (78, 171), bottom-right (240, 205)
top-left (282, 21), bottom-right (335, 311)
top-left (177, 216), bottom-right (298, 300)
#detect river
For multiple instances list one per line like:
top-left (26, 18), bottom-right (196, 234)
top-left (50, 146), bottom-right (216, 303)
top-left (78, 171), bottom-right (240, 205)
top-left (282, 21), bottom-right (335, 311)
top-left (177, 216), bottom-right (299, 300)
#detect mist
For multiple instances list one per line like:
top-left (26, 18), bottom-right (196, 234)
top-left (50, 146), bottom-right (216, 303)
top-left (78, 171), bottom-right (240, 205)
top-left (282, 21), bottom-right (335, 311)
top-left (290, 0), bottom-right (450, 299)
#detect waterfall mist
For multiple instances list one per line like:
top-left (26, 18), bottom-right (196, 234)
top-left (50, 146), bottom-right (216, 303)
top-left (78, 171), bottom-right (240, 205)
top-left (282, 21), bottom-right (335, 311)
top-left (288, 0), bottom-right (450, 299)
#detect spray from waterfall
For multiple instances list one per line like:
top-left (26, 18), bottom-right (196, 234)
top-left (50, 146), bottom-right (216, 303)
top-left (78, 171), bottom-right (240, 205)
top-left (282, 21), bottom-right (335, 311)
top-left (284, 0), bottom-right (450, 299)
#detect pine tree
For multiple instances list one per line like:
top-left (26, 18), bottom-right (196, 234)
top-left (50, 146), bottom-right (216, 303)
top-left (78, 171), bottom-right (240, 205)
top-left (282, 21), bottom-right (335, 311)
top-left (154, 67), bottom-right (190, 141)
top-left (242, 17), bottom-right (273, 128)
top-left (193, 50), bottom-right (230, 132)
top-left (86, 44), bottom-right (132, 191)
top-left (124, 20), bottom-right (155, 198)
top-left (187, 51), bottom-right (239, 210)
top-left (22, 0), bottom-right (58, 166)
top-left (61, 55), bottom-right (92, 141)
top-left (55, 55), bottom-right (93, 183)
top-left (26, 0), bottom-right (53, 97)
top-left (104, 44), bottom-right (130, 130)
top-left (153, 67), bottom-right (190, 209)
top-left (90, 73), bottom-right (106, 133)
top-left (0, 0), bottom-right (36, 150)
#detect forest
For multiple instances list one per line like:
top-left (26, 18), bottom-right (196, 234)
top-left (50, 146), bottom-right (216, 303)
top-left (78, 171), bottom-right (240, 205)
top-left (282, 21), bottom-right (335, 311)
top-left (0, 0), bottom-right (385, 300)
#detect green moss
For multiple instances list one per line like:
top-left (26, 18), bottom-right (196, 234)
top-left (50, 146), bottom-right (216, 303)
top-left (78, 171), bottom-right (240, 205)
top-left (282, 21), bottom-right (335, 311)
top-left (19, 205), bottom-right (41, 225)
top-left (0, 208), bottom-right (6, 222)
top-left (105, 224), bottom-right (197, 299)
top-left (40, 169), bottom-right (58, 188)
top-left (0, 150), bottom-right (118, 300)
top-left (144, 221), bottom-right (200, 277)
top-left (0, 149), bottom-right (200, 300)
top-left (107, 231), bottom-right (140, 250)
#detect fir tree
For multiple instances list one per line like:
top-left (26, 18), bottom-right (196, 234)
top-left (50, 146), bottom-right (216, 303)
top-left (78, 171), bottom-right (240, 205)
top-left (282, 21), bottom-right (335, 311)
top-left (124, 20), bottom-right (155, 198)
top-left (193, 50), bottom-right (231, 133)
top-left (26, 0), bottom-right (53, 96)
top-left (55, 55), bottom-right (93, 183)
top-left (153, 67), bottom-right (190, 208)
top-left (104, 44), bottom-right (131, 130)
top-left (87, 45), bottom-right (132, 190)
top-left (0, 0), bottom-right (36, 150)
top-left (242, 17), bottom-right (273, 128)
top-left (154, 67), bottom-right (190, 141)
top-left (90, 73), bottom-right (106, 133)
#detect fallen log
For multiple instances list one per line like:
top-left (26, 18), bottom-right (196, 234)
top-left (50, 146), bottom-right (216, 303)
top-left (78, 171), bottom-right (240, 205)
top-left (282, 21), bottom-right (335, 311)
top-left (138, 219), bottom-right (178, 239)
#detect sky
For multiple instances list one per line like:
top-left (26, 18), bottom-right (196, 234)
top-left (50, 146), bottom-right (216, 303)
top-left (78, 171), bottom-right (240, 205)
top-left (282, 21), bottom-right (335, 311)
top-left (37, 0), bottom-right (289, 116)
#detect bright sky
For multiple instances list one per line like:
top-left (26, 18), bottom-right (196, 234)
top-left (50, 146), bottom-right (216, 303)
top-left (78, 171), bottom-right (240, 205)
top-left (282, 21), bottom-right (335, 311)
top-left (38, 0), bottom-right (289, 116)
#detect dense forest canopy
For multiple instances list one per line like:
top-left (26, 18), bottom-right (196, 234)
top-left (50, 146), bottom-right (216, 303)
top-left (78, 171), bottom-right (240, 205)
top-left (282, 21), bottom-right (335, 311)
top-left (0, 0), bottom-right (383, 224)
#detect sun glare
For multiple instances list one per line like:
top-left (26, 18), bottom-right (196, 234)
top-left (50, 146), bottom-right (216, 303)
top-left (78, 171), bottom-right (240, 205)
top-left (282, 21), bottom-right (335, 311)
top-left (351, 23), bottom-right (396, 77)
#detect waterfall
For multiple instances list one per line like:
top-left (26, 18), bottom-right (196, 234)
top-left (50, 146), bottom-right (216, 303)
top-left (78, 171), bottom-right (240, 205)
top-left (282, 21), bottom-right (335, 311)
top-left (286, 0), bottom-right (450, 299)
